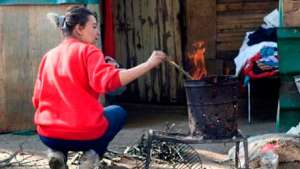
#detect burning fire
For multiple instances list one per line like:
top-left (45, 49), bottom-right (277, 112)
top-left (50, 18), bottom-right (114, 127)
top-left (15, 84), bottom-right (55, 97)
top-left (188, 41), bottom-right (207, 80)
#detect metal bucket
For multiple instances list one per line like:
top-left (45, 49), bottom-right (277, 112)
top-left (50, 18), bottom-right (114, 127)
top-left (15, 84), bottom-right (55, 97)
top-left (184, 75), bottom-right (239, 139)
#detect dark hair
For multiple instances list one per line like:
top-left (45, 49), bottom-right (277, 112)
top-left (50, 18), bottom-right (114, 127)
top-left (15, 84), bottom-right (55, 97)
top-left (60, 6), bottom-right (97, 36)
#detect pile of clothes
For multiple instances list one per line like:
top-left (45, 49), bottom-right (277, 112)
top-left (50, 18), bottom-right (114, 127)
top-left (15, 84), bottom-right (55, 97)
top-left (234, 9), bottom-right (279, 86)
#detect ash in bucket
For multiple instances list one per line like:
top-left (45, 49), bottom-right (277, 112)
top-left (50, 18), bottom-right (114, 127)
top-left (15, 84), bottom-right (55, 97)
top-left (184, 75), bottom-right (240, 139)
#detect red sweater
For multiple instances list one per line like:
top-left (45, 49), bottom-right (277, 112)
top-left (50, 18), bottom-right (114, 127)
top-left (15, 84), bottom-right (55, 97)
top-left (33, 38), bottom-right (122, 140)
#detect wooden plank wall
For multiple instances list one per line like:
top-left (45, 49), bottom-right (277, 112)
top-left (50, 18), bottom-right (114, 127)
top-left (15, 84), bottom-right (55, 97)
top-left (113, 0), bottom-right (278, 103)
top-left (216, 0), bottom-right (278, 60)
top-left (185, 0), bottom-right (278, 74)
top-left (185, 0), bottom-right (221, 75)
top-left (0, 4), bottom-right (99, 132)
top-left (113, 0), bottom-right (184, 103)
top-left (282, 0), bottom-right (300, 27)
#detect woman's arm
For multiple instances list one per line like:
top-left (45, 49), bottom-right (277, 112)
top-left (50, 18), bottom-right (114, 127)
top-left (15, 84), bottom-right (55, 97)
top-left (119, 51), bottom-right (166, 86)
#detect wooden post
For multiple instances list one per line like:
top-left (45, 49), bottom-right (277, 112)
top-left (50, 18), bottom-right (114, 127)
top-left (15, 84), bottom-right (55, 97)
top-left (185, 0), bottom-right (216, 60)
top-left (185, 0), bottom-right (218, 74)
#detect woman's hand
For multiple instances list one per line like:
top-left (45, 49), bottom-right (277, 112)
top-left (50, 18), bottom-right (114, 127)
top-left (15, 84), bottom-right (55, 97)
top-left (105, 56), bottom-right (120, 68)
top-left (146, 51), bottom-right (167, 68)
top-left (119, 50), bottom-right (166, 86)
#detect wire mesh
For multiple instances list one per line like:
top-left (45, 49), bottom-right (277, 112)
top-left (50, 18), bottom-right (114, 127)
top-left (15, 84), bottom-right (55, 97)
top-left (125, 133), bottom-right (203, 169)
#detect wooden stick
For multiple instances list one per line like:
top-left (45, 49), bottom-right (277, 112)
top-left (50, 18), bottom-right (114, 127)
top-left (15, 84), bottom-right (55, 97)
top-left (166, 58), bottom-right (193, 80)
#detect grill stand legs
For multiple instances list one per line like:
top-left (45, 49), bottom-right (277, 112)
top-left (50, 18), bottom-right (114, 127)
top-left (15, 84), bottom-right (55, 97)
top-left (144, 130), bottom-right (153, 169)
top-left (235, 141), bottom-right (240, 168)
top-left (243, 138), bottom-right (249, 169)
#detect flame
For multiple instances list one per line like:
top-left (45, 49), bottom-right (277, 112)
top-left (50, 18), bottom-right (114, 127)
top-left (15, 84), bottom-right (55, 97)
top-left (188, 41), bottom-right (207, 80)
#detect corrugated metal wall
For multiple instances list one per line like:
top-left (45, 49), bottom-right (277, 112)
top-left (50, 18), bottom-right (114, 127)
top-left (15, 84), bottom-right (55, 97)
top-left (0, 4), bottom-right (99, 132)
top-left (0, 0), bottom-right (98, 5)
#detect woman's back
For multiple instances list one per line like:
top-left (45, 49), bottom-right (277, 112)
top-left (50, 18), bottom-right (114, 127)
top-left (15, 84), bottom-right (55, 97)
top-left (34, 38), bottom-right (121, 140)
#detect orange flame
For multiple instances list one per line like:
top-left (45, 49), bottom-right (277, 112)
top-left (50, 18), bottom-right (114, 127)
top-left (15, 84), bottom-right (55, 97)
top-left (188, 41), bottom-right (207, 80)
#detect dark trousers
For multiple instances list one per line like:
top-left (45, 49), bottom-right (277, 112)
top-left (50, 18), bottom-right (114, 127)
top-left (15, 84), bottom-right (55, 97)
top-left (39, 105), bottom-right (127, 157)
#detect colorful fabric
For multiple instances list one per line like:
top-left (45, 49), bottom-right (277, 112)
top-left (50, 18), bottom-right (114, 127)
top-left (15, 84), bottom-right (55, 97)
top-left (257, 46), bottom-right (279, 69)
top-left (33, 38), bottom-right (122, 140)
top-left (234, 42), bottom-right (277, 76)
top-left (242, 46), bottom-right (279, 85)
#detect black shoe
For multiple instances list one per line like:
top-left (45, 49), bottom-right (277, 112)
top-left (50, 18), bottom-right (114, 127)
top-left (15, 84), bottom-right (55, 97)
top-left (79, 150), bottom-right (99, 169)
top-left (48, 149), bottom-right (68, 169)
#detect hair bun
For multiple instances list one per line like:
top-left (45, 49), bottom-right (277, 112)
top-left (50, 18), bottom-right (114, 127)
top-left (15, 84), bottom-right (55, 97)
top-left (47, 12), bottom-right (67, 31)
top-left (57, 15), bottom-right (66, 29)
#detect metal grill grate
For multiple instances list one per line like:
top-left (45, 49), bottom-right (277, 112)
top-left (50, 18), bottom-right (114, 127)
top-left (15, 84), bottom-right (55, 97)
top-left (124, 132), bottom-right (203, 169)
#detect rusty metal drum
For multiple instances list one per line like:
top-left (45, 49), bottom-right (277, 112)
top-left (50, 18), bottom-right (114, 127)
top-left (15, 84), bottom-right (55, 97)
top-left (184, 75), bottom-right (240, 139)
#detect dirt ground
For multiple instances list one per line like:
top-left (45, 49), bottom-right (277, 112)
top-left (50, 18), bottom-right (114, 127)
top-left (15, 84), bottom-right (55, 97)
top-left (0, 109), bottom-right (278, 169)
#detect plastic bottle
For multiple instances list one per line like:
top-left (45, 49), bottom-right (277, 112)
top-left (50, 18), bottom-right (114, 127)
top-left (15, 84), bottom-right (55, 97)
top-left (260, 150), bottom-right (279, 169)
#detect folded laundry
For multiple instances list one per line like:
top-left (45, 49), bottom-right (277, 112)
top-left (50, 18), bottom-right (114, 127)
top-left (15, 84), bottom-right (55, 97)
top-left (234, 42), bottom-right (277, 76)
top-left (247, 27), bottom-right (277, 46)
top-left (242, 46), bottom-right (279, 86)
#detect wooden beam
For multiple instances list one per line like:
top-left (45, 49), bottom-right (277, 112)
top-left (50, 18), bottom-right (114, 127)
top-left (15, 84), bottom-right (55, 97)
top-left (185, 0), bottom-right (217, 59)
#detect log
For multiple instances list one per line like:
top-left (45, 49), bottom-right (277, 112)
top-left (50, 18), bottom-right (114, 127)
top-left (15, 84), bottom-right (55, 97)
top-left (228, 134), bottom-right (300, 168)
